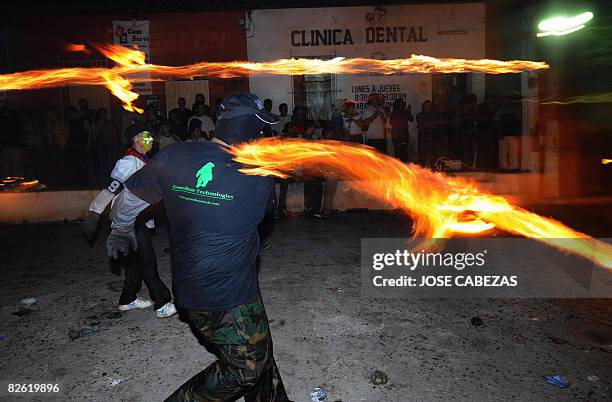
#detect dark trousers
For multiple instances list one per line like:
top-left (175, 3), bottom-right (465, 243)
top-left (418, 136), bottom-right (433, 167)
top-left (392, 139), bottom-right (409, 162)
top-left (303, 178), bottom-right (323, 213)
top-left (367, 139), bottom-right (387, 154)
top-left (349, 134), bottom-right (364, 144)
top-left (164, 296), bottom-right (290, 402)
top-left (118, 225), bottom-right (172, 310)
top-left (277, 180), bottom-right (289, 213)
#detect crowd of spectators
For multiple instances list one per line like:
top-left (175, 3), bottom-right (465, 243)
top-left (0, 90), bottom-right (521, 194)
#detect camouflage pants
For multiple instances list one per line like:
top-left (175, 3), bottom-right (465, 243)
top-left (164, 297), bottom-right (291, 402)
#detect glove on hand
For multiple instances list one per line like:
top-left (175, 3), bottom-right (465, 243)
top-left (107, 227), bottom-right (138, 259)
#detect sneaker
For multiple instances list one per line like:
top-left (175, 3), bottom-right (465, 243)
top-left (155, 302), bottom-right (177, 318)
top-left (304, 208), bottom-right (323, 219)
top-left (118, 297), bottom-right (152, 311)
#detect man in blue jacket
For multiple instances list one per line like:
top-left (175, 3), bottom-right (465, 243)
top-left (107, 93), bottom-right (291, 401)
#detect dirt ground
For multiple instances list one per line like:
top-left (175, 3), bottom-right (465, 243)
top-left (0, 209), bottom-right (611, 402)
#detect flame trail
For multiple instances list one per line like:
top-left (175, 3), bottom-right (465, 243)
top-left (0, 44), bottom-right (549, 112)
top-left (231, 138), bottom-right (611, 269)
top-left (65, 43), bottom-right (92, 55)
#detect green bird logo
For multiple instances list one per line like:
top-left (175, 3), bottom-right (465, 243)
top-left (196, 162), bottom-right (215, 188)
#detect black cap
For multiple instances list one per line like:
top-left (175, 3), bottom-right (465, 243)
top-left (218, 93), bottom-right (280, 124)
top-left (125, 123), bottom-right (149, 139)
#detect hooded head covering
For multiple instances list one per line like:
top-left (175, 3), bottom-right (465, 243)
top-left (214, 93), bottom-right (280, 145)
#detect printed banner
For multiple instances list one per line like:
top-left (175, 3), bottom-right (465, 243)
top-left (112, 20), bottom-right (152, 95)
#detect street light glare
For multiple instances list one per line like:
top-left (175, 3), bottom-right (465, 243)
top-left (537, 11), bottom-right (593, 37)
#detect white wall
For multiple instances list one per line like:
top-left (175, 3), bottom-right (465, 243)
top-left (247, 3), bottom-right (485, 115)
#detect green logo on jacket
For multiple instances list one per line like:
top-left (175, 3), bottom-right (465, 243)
top-left (196, 162), bottom-right (215, 188)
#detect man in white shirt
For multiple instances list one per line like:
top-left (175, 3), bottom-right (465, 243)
top-left (187, 103), bottom-right (215, 140)
top-left (274, 103), bottom-right (292, 136)
top-left (84, 124), bottom-right (176, 318)
top-left (341, 100), bottom-right (363, 143)
top-left (361, 93), bottom-right (388, 153)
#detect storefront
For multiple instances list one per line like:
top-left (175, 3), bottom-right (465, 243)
top-left (247, 4), bottom-right (485, 120)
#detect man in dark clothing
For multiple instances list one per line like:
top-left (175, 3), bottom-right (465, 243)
top-left (302, 120), bottom-right (323, 217)
top-left (390, 98), bottom-right (413, 162)
top-left (107, 93), bottom-right (292, 402)
top-left (262, 98), bottom-right (274, 137)
top-left (169, 97), bottom-right (192, 136)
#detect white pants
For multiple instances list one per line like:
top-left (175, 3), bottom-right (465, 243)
top-left (499, 136), bottom-right (520, 170)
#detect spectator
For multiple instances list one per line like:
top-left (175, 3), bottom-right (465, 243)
top-left (362, 93), bottom-right (388, 153)
top-left (292, 105), bottom-right (307, 136)
top-left (78, 98), bottom-right (94, 122)
top-left (92, 108), bottom-right (114, 185)
top-left (302, 120), bottom-right (323, 218)
top-left (276, 122), bottom-right (299, 219)
top-left (168, 97), bottom-right (192, 136)
top-left (262, 98), bottom-right (273, 137)
top-left (390, 98), bottom-right (413, 162)
top-left (274, 103), bottom-right (292, 136)
top-left (342, 100), bottom-right (365, 143)
top-left (329, 99), bottom-right (347, 140)
top-left (433, 98), bottom-right (451, 163)
top-left (19, 110), bottom-right (43, 179)
top-left (0, 101), bottom-right (24, 177)
top-left (475, 96), bottom-right (498, 169)
top-left (188, 103), bottom-right (215, 140)
top-left (452, 94), bottom-right (478, 167)
top-left (168, 109), bottom-right (186, 141)
top-left (320, 126), bottom-right (339, 216)
top-left (495, 96), bottom-right (521, 170)
top-left (194, 93), bottom-right (211, 117)
top-left (416, 100), bottom-right (437, 167)
top-left (43, 111), bottom-right (69, 184)
top-left (158, 119), bottom-right (182, 150)
top-left (186, 118), bottom-right (206, 142)
top-left (65, 106), bottom-right (89, 185)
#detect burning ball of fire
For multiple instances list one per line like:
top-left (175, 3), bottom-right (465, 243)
top-left (231, 138), bottom-right (611, 269)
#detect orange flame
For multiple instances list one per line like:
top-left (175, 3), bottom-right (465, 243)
top-left (65, 43), bottom-right (92, 55)
top-left (603, 159), bottom-right (612, 165)
top-left (0, 44), bottom-right (549, 113)
top-left (231, 138), bottom-right (611, 269)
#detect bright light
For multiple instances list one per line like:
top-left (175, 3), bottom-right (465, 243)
top-left (537, 11), bottom-right (593, 37)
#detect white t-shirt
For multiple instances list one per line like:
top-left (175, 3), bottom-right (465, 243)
top-left (188, 115), bottom-right (215, 134)
top-left (89, 153), bottom-right (154, 228)
top-left (275, 114), bottom-right (292, 135)
top-left (159, 135), bottom-right (179, 150)
top-left (362, 105), bottom-right (385, 140)
top-left (343, 112), bottom-right (364, 136)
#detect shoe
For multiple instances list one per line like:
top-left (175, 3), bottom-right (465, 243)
top-left (156, 302), bottom-right (177, 318)
top-left (322, 209), bottom-right (336, 218)
top-left (304, 208), bottom-right (323, 218)
top-left (118, 297), bottom-right (152, 311)
top-left (277, 209), bottom-right (293, 219)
